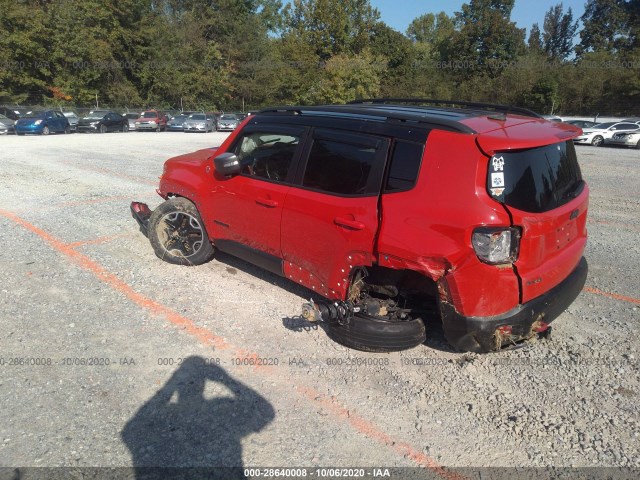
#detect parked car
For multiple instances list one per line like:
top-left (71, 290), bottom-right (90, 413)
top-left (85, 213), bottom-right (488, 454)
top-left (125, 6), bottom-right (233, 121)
top-left (15, 110), bottom-right (70, 135)
top-left (63, 112), bottom-right (79, 132)
top-left (0, 107), bottom-right (20, 120)
top-left (608, 131), bottom-right (640, 149)
top-left (216, 113), bottom-right (240, 131)
top-left (573, 122), bottom-right (640, 146)
top-left (124, 113), bottom-right (139, 131)
top-left (183, 113), bottom-right (215, 133)
top-left (167, 114), bottom-right (190, 132)
top-left (77, 111), bottom-right (128, 133)
top-left (131, 99), bottom-right (588, 354)
top-left (135, 110), bottom-right (167, 131)
top-left (0, 114), bottom-right (16, 134)
top-left (565, 120), bottom-right (597, 129)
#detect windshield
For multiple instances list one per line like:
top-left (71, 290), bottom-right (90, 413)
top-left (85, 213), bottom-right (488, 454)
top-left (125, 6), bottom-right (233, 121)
top-left (22, 111), bottom-right (46, 119)
top-left (125, 113), bottom-right (139, 119)
top-left (170, 115), bottom-right (188, 122)
top-left (591, 122), bottom-right (615, 129)
top-left (221, 115), bottom-right (237, 120)
top-left (142, 112), bottom-right (158, 118)
top-left (189, 114), bottom-right (206, 120)
top-left (487, 141), bottom-right (583, 213)
top-left (84, 111), bottom-right (109, 120)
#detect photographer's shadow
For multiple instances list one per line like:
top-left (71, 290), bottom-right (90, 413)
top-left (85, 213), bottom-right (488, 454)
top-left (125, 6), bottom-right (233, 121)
top-left (121, 356), bottom-right (275, 479)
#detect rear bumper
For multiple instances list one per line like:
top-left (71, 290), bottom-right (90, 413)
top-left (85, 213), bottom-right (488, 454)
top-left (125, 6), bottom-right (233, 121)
top-left (130, 202), bottom-right (152, 237)
top-left (441, 257), bottom-right (588, 352)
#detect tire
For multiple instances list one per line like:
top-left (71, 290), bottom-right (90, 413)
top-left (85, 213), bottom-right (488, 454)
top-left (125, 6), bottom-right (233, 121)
top-left (156, 125), bottom-right (160, 132)
top-left (17, 133), bottom-right (25, 136)
top-left (42, 126), bottom-right (50, 135)
top-left (100, 124), bottom-right (107, 134)
top-left (636, 140), bottom-right (640, 150)
top-left (122, 124), bottom-right (128, 133)
top-left (148, 197), bottom-right (215, 266)
top-left (326, 313), bottom-right (426, 353)
top-left (592, 135), bottom-right (604, 147)
top-left (64, 126), bottom-right (70, 134)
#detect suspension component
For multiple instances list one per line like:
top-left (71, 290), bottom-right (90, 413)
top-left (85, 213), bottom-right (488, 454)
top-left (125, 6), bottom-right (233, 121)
top-left (301, 300), bottom-right (361, 325)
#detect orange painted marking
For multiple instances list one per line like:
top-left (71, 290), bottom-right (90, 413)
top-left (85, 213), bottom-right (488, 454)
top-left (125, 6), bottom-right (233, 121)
top-left (296, 386), bottom-right (465, 479)
top-left (0, 208), bottom-right (459, 478)
top-left (0, 208), bottom-right (230, 351)
top-left (583, 286), bottom-right (640, 305)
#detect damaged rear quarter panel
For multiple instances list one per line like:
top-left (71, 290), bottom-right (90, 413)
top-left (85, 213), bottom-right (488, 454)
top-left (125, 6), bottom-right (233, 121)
top-left (377, 129), bottom-right (519, 317)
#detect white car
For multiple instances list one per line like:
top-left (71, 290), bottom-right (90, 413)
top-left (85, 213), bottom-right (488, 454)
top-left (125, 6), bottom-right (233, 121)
top-left (573, 122), bottom-right (640, 147)
top-left (608, 131), bottom-right (640, 149)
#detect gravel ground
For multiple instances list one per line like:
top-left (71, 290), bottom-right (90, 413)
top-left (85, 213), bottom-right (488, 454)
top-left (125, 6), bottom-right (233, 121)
top-left (0, 131), bottom-right (638, 479)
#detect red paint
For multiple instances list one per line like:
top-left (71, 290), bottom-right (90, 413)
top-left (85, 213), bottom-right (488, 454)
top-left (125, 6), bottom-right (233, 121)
top-left (155, 111), bottom-right (586, 322)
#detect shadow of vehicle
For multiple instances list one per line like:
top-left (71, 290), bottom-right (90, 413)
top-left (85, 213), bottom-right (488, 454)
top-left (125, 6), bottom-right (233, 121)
top-left (121, 356), bottom-right (275, 479)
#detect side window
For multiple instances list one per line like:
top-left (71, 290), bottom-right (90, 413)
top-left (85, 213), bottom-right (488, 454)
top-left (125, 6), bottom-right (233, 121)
top-left (232, 131), bottom-right (300, 183)
top-left (302, 131), bottom-right (386, 196)
top-left (384, 140), bottom-right (425, 192)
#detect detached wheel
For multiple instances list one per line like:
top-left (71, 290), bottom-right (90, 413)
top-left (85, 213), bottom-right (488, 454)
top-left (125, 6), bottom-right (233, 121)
top-left (148, 197), bottom-right (215, 266)
top-left (591, 135), bottom-right (604, 147)
top-left (327, 313), bottom-right (426, 353)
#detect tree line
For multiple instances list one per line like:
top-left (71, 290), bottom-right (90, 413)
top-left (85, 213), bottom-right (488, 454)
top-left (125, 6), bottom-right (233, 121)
top-left (0, 0), bottom-right (638, 115)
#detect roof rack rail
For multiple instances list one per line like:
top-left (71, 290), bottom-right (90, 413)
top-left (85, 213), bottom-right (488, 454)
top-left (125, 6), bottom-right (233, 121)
top-left (348, 98), bottom-right (542, 119)
top-left (256, 105), bottom-right (476, 134)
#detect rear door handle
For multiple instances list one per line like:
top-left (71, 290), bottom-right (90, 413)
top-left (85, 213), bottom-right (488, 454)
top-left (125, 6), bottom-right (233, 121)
top-left (256, 198), bottom-right (278, 208)
top-left (334, 216), bottom-right (365, 230)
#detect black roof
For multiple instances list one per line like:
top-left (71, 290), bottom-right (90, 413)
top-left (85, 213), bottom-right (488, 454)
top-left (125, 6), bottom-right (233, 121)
top-left (258, 99), bottom-right (542, 135)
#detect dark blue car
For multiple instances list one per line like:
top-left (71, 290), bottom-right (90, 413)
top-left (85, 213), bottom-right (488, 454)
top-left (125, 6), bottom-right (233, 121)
top-left (15, 110), bottom-right (70, 135)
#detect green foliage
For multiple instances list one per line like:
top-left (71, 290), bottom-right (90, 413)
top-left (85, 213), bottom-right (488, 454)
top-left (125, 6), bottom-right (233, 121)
top-left (542, 4), bottom-right (578, 60)
top-left (528, 24), bottom-right (543, 52)
top-left (310, 50), bottom-right (386, 104)
top-left (0, 0), bottom-right (637, 115)
top-left (577, 0), bottom-right (631, 55)
top-left (450, 0), bottom-right (526, 77)
top-left (284, 0), bottom-right (380, 60)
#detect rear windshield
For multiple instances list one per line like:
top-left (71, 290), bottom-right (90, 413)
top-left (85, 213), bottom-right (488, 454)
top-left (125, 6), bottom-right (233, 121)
top-left (487, 141), bottom-right (583, 213)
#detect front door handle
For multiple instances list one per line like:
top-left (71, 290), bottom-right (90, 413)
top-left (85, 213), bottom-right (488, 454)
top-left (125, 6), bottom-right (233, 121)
top-left (256, 198), bottom-right (278, 208)
top-left (334, 216), bottom-right (365, 230)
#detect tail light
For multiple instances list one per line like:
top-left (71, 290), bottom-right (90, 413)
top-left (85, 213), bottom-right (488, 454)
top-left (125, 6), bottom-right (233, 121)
top-left (472, 227), bottom-right (521, 265)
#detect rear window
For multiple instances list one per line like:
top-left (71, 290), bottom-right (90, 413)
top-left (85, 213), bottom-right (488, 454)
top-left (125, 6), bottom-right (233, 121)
top-left (487, 141), bottom-right (583, 213)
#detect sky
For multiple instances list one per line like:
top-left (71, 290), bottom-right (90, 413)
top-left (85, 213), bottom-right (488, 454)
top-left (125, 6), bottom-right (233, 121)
top-left (369, 0), bottom-right (586, 37)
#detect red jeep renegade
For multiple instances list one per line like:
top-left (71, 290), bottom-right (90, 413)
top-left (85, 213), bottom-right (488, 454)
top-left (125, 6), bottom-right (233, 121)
top-left (131, 100), bottom-right (588, 353)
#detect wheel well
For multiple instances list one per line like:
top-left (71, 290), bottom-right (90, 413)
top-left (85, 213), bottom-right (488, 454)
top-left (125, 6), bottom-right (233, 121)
top-left (348, 265), bottom-right (439, 321)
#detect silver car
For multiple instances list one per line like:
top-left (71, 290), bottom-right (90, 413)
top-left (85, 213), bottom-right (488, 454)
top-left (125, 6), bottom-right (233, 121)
top-left (217, 114), bottom-right (240, 131)
top-left (0, 114), bottom-right (15, 134)
top-left (63, 112), bottom-right (79, 132)
top-left (124, 113), bottom-right (139, 131)
top-left (608, 131), bottom-right (640, 149)
top-left (183, 113), bottom-right (214, 133)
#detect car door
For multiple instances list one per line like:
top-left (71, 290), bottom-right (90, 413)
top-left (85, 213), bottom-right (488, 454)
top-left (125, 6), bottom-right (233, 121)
top-left (205, 125), bottom-right (306, 273)
top-left (280, 129), bottom-right (389, 299)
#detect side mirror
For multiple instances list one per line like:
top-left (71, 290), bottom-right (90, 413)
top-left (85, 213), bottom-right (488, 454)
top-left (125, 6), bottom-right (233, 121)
top-left (214, 152), bottom-right (241, 176)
